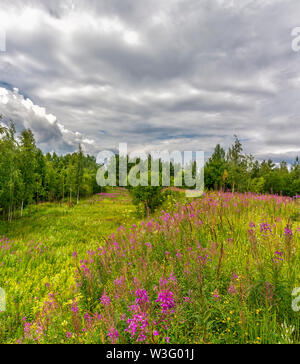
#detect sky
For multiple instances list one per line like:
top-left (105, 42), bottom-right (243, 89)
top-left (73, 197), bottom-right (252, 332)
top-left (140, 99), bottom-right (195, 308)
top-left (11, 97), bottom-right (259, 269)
top-left (0, 0), bottom-right (300, 162)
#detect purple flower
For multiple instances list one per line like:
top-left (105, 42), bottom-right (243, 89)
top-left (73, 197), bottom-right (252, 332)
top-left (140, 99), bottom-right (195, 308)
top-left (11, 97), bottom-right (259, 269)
top-left (260, 223), bottom-right (273, 235)
top-left (135, 289), bottom-right (150, 306)
top-left (169, 272), bottom-right (177, 283)
top-left (212, 289), bottom-right (220, 301)
top-left (155, 290), bottom-right (175, 314)
top-left (284, 227), bottom-right (293, 237)
top-left (114, 276), bottom-right (125, 286)
top-left (107, 328), bottom-right (118, 344)
top-left (228, 283), bottom-right (237, 296)
top-left (71, 300), bottom-right (79, 313)
top-left (125, 313), bottom-right (149, 342)
top-left (100, 292), bottom-right (111, 306)
top-left (232, 273), bottom-right (239, 281)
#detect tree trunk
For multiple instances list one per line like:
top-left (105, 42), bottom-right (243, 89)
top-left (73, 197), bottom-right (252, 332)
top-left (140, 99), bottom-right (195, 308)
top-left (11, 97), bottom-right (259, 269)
top-left (21, 200), bottom-right (24, 218)
top-left (77, 187), bottom-right (79, 205)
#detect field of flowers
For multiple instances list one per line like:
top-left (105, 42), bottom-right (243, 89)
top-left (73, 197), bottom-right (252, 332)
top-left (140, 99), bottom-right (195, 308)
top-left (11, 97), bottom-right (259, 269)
top-left (0, 190), bottom-right (299, 344)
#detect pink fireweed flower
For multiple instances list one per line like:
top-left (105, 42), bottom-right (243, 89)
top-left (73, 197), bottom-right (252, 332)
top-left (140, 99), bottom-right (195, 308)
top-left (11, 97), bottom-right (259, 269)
top-left (168, 272), bottom-right (177, 283)
top-left (176, 251), bottom-right (182, 260)
top-left (84, 313), bottom-right (92, 322)
top-left (135, 289), bottom-right (150, 306)
top-left (264, 282), bottom-right (274, 303)
top-left (159, 278), bottom-right (168, 287)
top-left (114, 276), bottom-right (125, 286)
top-left (232, 273), bottom-right (239, 281)
top-left (125, 313), bottom-right (149, 342)
top-left (66, 331), bottom-right (72, 338)
top-left (284, 227), bottom-right (293, 237)
top-left (212, 289), bottom-right (220, 301)
top-left (260, 222), bottom-right (273, 235)
top-left (107, 328), bottom-right (119, 344)
top-left (228, 283), bottom-right (237, 296)
top-left (71, 300), bottom-right (79, 313)
top-left (155, 290), bottom-right (175, 314)
top-left (100, 292), bottom-right (111, 306)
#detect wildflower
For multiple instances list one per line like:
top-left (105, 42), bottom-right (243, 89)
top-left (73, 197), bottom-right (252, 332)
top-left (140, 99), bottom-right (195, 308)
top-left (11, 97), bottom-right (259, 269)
top-left (84, 313), bottom-right (92, 322)
top-left (176, 251), bottom-right (182, 260)
top-left (107, 328), bottom-right (119, 344)
top-left (135, 289), bottom-right (149, 305)
top-left (66, 332), bottom-right (72, 338)
top-left (125, 313), bottom-right (149, 342)
top-left (284, 227), bottom-right (293, 237)
top-left (100, 291), bottom-right (111, 306)
top-left (212, 289), bottom-right (220, 301)
top-left (228, 283), bottom-right (237, 296)
top-left (169, 272), bottom-right (177, 283)
top-left (159, 278), bottom-right (168, 287)
top-left (165, 337), bottom-right (170, 343)
top-left (153, 330), bottom-right (159, 336)
top-left (71, 300), bottom-right (79, 313)
top-left (155, 290), bottom-right (175, 314)
top-left (114, 276), bottom-right (125, 286)
top-left (232, 273), bottom-right (239, 280)
top-left (260, 222), bottom-right (273, 235)
top-left (273, 251), bottom-right (284, 264)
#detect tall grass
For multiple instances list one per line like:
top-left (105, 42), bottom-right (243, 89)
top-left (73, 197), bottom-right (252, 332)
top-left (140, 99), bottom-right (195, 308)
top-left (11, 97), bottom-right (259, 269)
top-left (0, 191), bottom-right (299, 343)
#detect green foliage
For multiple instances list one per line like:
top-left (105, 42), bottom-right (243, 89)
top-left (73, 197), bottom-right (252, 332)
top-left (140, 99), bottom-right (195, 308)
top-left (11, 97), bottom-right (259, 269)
top-left (205, 135), bottom-right (300, 196)
top-left (131, 185), bottom-right (164, 216)
top-left (0, 120), bottom-right (101, 220)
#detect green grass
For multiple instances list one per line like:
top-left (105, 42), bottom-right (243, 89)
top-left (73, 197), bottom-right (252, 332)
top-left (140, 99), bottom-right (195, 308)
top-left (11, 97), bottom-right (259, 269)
top-left (0, 189), bottom-right (137, 343)
top-left (0, 190), bottom-right (299, 344)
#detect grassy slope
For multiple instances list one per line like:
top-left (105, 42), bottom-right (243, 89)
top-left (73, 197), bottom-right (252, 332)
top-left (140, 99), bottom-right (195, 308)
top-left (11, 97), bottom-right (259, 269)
top-left (0, 190), bottom-right (299, 344)
top-left (0, 189), bottom-right (137, 342)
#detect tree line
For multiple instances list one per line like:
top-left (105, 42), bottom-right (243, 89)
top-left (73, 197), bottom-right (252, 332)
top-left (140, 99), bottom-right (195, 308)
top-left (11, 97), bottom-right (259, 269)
top-left (204, 135), bottom-right (300, 196)
top-left (0, 119), bottom-right (101, 221)
top-left (1, 117), bottom-right (299, 221)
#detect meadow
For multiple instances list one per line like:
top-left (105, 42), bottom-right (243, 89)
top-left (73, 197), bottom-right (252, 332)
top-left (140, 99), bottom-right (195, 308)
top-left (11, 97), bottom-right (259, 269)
top-left (0, 189), bottom-right (299, 344)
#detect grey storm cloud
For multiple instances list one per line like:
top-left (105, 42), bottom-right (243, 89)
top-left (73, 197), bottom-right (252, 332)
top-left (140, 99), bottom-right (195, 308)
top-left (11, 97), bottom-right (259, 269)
top-left (0, 0), bottom-right (300, 160)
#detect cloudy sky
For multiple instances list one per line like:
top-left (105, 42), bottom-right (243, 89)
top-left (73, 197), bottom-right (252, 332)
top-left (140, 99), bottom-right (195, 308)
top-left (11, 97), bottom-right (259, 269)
top-left (0, 0), bottom-right (300, 161)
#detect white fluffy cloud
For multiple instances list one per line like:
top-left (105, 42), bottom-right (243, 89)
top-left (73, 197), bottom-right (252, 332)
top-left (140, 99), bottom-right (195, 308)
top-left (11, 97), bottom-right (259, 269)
top-left (0, 0), bottom-right (300, 161)
top-left (0, 87), bottom-right (96, 153)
